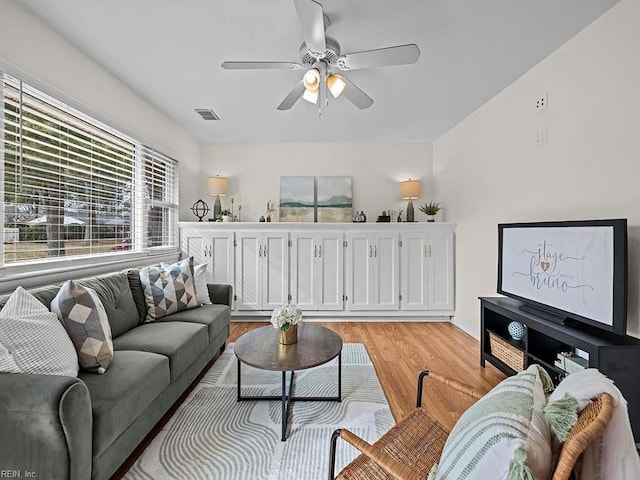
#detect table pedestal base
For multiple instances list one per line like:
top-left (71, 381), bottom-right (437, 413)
top-left (237, 353), bottom-right (342, 441)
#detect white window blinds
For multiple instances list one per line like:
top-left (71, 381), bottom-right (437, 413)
top-left (1, 73), bottom-right (178, 265)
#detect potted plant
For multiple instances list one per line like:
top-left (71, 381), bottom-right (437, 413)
top-left (216, 209), bottom-right (232, 222)
top-left (419, 202), bottom-right (442, 222)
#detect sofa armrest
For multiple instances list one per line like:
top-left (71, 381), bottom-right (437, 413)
top-left (207, 284), bottom-right (233, 307)
top-left (0, 373), bottom-right (92, 480)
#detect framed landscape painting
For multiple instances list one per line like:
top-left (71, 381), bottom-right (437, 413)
top-left (279, 176), bottom-right (315, 222)
top-left (317, 176), bottom-right (352, 223)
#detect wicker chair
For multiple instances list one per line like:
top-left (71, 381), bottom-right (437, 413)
top-left (329, 370), bottom-right (614, 480)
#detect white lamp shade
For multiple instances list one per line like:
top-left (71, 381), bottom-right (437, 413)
top-left (303, 68), bottom-right (320, 91)
top-left (208, 176), bottom-right (228, 196)
top-left (400, 179), bottom-right (421, 200)
top-left (303, 88), bottom-right (319, 104)
top-left (327, 74), bottom-right (346, 98)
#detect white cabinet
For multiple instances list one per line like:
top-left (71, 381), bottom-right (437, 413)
top-left (290, 232), bottom-right (344, 311)
top-left (179, 222), bottom-right (455, 318)
top-left (400, 230), bottom-right (454, 311)
top-left (346, 231), bottom-right (400, 311)
top-left (235, 231), bottom-right (289, 311)
top-left (180, 229), bottom-right (234, 284)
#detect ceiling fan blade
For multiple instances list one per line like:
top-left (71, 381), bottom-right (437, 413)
top-left (337, 44), bottom-right (420, 71)
top-left (341, 76), bottom-right (374, 109)
top-left (221, 61), bottom-right (303, 70)
top-left (294, 0), bottom-right (326, 54)
top-left (277, 82), bottom-right (306, 110)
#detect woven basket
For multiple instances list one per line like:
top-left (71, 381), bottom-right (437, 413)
top-left (489, 332), bottom-right (526, 372)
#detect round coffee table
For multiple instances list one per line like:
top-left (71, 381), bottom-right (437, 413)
top-left (235, 324), bottom-right (343, 441)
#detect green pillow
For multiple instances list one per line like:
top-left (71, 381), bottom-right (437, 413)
top-left (430, 364), bottom-right (553, 480)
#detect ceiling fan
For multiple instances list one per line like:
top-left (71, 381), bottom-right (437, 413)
top-left (221, 0), bottom-right (421, 113)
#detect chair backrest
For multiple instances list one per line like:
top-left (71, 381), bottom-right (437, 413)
top-left (552, 393), bottom-right (615, 480)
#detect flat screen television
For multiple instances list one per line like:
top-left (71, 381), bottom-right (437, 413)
top-left (497, 219), bottom-right (627, 336)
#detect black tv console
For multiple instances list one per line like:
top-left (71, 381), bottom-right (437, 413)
top-left (480, 296), bottom-right (640, 441)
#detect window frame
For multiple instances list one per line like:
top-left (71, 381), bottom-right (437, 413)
top-left (0, 70), bottom-right (179, 280)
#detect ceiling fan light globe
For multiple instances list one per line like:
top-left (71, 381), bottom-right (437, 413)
top-left (303, 68), bottom-right (320, 91)
top-left (327, 74), bottom-right (346, 98)
top-left (302, 87), bottom-right (319, 104)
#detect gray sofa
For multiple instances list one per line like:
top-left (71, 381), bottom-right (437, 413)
top-left (0, 269), bottom-right (231, 480)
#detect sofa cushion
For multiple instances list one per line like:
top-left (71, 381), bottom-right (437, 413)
top-left (431, 364), bottom-right (553, 480)
top-left (79, 349), bottom-right (170, 456)
top-left (51, 281), bottom-right (114, 374)
top-left (78, 272), bottom-right (139, 338)
top-left (112, 322), bottom-right (209, 380)
top-left (125, 268), bottom-right (148, 324)
top-left (155, 304), bottom-right (230, 343)
top-left (0, 284), bottom-right (61, 311)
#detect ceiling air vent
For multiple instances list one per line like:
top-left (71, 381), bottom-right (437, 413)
top-left (195, 109), bottom-right (220, 121)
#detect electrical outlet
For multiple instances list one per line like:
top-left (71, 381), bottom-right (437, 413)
top-left (534, 93), bottom-right (548, 113)
top-left (535, 126), bottom-right (548, 147)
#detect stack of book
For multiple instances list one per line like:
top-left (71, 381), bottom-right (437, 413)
top-left (554, 352), bottom-right (588, 374)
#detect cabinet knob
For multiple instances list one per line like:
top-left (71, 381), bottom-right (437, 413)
top-left (258, 245), bottom-right (262, 257)
top-left (318, 245), bottom-right (322, 257)
top-left (429, 245), bottom-right (432, 257)
top-left (374, 245), bottom-right (377, 257)
top-left (314, 245), bottom-right (317, 258)
top-left (369, 245), bottom-right (373, 258)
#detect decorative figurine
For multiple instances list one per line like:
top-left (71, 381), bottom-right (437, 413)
top-left (397, 210), bottom-right (403, 223)
top-left (259, 215), bottom-right (265, 222)
top-left (190, 199), bottom-right (209, 222)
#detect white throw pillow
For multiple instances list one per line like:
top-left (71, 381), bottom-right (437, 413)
top-left (194, 263), bottom-right (212, 305)
top-left (0, 287), bottom-right (79, 377)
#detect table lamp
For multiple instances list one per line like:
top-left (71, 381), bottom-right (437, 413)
top-left (400, 179), bottom-right (421, 222)
top-left (208, 176), bottom-right (228, 220)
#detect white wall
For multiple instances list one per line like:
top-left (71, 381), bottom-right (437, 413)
top-left (0, 1), bottom-right (201, 221)
top-left (433, 0), bottom-right (640, 338)
top-left (199, 144), bottom-right (433, 223)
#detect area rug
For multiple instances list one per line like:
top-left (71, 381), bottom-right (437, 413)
top-left (124, 342), bottom-right (394, 480)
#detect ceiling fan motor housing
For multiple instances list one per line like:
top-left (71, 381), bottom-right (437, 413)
top-left (300, 36), bottom-right (341, 66)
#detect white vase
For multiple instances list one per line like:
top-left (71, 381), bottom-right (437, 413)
top-left (426, 215), bottom-right (436, 223)
top-left (222, 216), bottom-right (230, 222)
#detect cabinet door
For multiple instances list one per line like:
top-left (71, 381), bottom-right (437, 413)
top-left (181, 230), bottom-right (209, 269)
top-left (210, 232), bottom-right (234, 285)
top-left (346, 233), bottom-right (374, 310)
top-left (235, 232), bottom-right (262, 310)
top-left (318, 233), bottom-right (344, 310)
top-left (400, 233), bottom-right (428, 310)
top-left (373, 232), bottom-right (400, 310)
top-left (427, 231), bottom-right (455, 311)
top-left (263, 232), bottom-right (289, 310)
top-left (290, 233), bottom-right (318, 310)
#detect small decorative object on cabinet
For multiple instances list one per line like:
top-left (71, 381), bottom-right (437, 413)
top-left (376, 211), bottom-right (391, 222)
top-left (271, 304), bottom-right (303, 345)
top-left (480, 296), bottom-right (640, 439)
top-left (259, 215), bottom-right (265, 222)
top-left (264, 199), bottom-right (276, 222)
top-left (419, 201), bottom-right (441, 222)
top-left (397, 210), bottom-right (403, 223)
top-left (353, 211), bottom-right (366, 223)
top-left (400, 179), bottom-right (421, 222)
top-left (190, 199), bottom-right (209, 222)
top-left (508, 321), bottom-right (526, 340)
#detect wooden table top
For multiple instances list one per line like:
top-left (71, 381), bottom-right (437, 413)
top-left (234, 324), bottom-right (343, 372)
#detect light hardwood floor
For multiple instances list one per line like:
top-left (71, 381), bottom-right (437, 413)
top-left (230, 321), bottom-right (505, 430)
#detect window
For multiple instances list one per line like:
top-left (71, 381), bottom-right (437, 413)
top-left (1, 73), bottom-right (178, 267)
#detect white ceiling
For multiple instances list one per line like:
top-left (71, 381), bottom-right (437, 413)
top-left (21, 0), bottom-right (618, 143)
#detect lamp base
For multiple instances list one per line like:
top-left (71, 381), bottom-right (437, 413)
top-left (406, 200), bottom-right (415, 222)
top-left (213, 195), bottom-right (222, 220)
